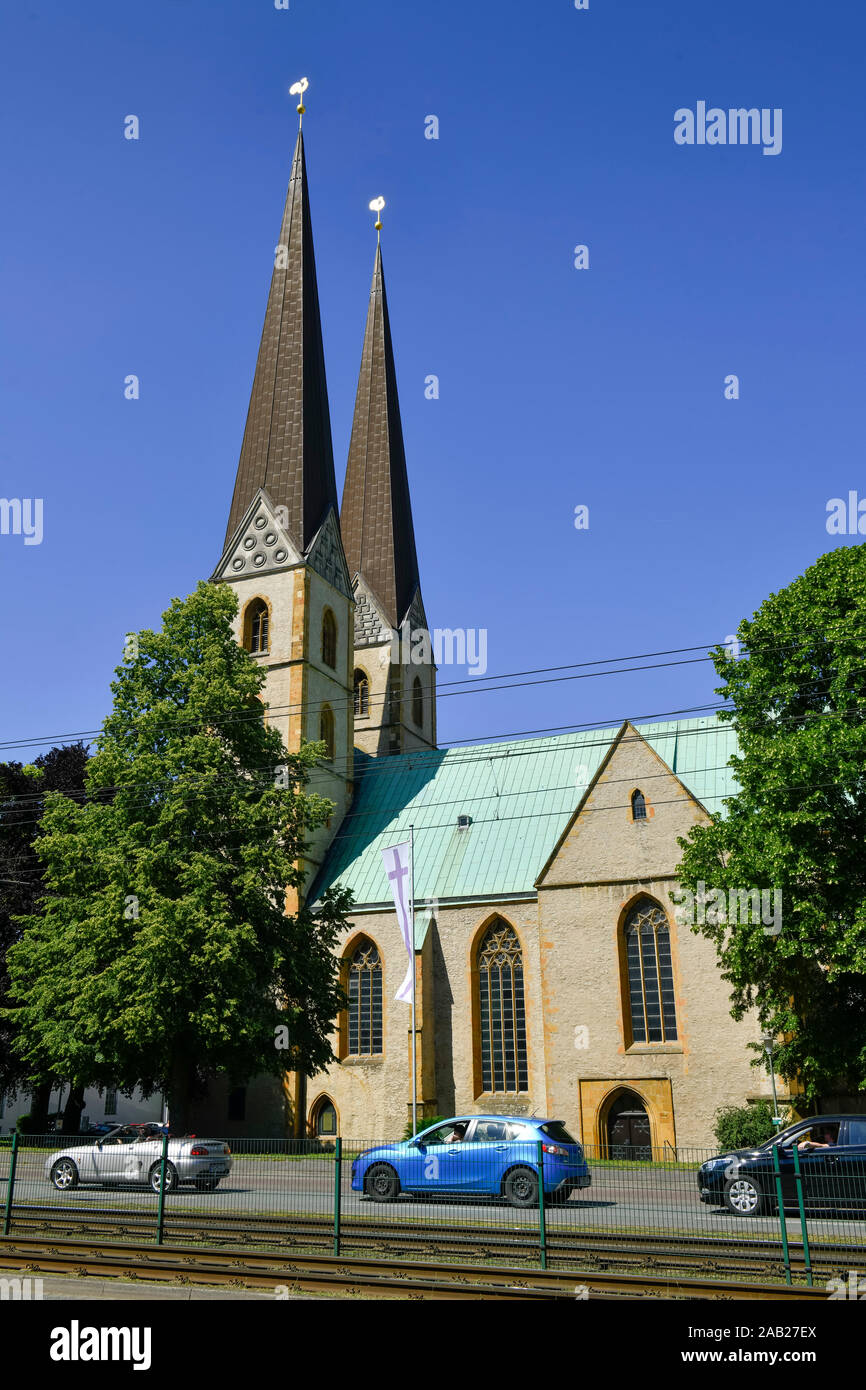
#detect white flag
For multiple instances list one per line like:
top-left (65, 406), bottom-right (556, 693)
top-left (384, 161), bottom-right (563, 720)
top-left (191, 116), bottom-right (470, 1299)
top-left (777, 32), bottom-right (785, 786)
top-left (382, 841), bottom-right (414, 1003)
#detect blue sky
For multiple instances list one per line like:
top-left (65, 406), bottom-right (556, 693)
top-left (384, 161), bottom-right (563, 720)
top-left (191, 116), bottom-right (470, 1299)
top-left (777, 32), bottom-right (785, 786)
top-left (2, 0), bottom-right (864, 756)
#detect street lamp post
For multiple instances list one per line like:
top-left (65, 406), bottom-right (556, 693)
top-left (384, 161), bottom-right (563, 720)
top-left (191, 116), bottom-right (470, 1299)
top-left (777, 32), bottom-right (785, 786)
top-left (762, 1033), bottom-right (783, 1130)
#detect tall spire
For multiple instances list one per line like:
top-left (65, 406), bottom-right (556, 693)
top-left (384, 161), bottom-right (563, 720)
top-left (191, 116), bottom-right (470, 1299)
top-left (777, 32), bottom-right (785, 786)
top-left (341, 239), bottom-right (421, 629)
top-left (225, 111), bottom-right (338, 552)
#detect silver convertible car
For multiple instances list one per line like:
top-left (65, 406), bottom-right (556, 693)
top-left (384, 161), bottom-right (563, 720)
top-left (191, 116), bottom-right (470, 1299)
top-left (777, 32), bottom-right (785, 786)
top-left (45, 1123), bottom-right (232, 1194)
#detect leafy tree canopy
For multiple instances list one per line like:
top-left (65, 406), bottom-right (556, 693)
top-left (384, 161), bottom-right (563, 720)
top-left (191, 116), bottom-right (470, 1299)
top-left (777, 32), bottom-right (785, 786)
top-left (4, 582), bottom-right (351, 1131)
top-left (0, 743), bottom-right (90, 1096)
top-left (676, 545), bottom-right (866, 1099)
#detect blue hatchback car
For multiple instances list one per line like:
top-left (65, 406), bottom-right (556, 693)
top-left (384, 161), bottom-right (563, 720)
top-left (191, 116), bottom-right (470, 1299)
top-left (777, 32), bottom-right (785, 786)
top-left (352, 1115), bottom-right (592, 1207)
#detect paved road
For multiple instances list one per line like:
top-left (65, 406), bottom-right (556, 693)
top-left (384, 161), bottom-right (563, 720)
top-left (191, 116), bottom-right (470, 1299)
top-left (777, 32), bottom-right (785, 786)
top-left (4, 1153), bottom-right (866, 1245)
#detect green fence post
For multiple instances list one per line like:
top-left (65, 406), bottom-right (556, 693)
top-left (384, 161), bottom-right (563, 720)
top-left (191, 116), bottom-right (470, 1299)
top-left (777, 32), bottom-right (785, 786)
top-left (155, 1132), bottom-right (168, 1246)
top-left (771, 1144), bottom-right (792, 1285)
top-left (536, 1141), bottom-right (547, 1271)
top-left (333, 1138), bottom-right (342, 1257)
top-left (791, 1145), bottom-right (813, 1287)
top-left (3, 1132), bottom-right (19, 1236)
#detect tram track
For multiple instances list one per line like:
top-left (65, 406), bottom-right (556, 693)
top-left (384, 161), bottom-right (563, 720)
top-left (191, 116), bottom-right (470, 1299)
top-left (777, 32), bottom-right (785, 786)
top-left (0, 1233), bottom-right (831, 1300)
top-left (6, 1200), bottom-right (856, 1273)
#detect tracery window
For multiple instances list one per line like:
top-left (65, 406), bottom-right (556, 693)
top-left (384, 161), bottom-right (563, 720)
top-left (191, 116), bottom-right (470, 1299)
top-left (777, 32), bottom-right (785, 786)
top-left (625, 898), bottom-right (678, 1043)
top-left (477, 921), bottom-right (528, 1093)
top-left (347, 942), bottom-right (383, 1055)
top-left (631, 789), bottom-right (647, 821)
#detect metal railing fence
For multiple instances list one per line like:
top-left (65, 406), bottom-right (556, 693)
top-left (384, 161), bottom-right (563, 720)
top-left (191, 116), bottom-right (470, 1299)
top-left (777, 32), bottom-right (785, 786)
top-left (3, 1133), bottom-right (866, 1286)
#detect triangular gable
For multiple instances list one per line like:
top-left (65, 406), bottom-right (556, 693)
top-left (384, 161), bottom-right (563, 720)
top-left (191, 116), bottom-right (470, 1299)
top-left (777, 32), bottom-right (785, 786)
top-left (306, 506), bottom-right (353, 599)
top-left (211, 487), bottom-right (302, 582)
top-left (534, 720), bottom-right (711, 889)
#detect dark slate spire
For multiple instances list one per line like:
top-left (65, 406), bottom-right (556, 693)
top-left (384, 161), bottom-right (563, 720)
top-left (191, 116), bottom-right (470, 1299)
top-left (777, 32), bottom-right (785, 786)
top-left (225, 130), bottom-right (338, 552)
top-left (341, 243), bottom-right (421, 629)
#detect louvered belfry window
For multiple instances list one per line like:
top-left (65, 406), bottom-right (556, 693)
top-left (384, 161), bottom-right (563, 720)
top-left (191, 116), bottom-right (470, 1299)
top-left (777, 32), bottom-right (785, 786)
top-left (248, 600), bottom-right (269, 654)
top-left (322, 609), bottom-right (337, 668)
top-left (625, 899), bottom-right (678, 1042)
top-left (347, 943), bottom-right (383, 1055)
top-left (478, 921), bottom-right (528, 1092)
top-left (353, 669), bottom-right (369, 717)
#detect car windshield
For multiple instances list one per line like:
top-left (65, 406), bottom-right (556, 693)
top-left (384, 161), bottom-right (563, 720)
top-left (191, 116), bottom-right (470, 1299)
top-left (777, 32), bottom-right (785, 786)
top-left (540, 1122), bottom-right (578, 1144)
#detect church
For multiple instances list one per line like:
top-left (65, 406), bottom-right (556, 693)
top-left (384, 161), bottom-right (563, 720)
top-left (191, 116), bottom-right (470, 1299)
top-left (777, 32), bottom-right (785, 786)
top-left (197, 114), bottom-right (793, 1153)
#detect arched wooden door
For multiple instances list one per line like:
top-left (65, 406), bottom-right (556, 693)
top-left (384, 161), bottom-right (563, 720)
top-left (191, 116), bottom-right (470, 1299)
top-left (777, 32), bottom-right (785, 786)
top-left (606, 1090), bottom-right (652, 1160)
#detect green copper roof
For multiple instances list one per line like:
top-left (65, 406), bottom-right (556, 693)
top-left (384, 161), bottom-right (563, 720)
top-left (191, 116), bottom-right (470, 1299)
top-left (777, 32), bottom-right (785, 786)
top-left (310, 717), bottom-right (738, 908)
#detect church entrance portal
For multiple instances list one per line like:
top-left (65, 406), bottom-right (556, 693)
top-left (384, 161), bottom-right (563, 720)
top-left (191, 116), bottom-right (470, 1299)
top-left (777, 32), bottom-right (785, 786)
top-left (606, 1090), bottom-right (652, 1160)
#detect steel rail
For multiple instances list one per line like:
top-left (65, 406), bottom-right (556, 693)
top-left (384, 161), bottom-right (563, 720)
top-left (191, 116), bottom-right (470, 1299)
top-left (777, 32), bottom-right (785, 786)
top-left (5, 1203), bottom-right (856, 1276)
top-left (0, 1234), bottom-right (830, 1301)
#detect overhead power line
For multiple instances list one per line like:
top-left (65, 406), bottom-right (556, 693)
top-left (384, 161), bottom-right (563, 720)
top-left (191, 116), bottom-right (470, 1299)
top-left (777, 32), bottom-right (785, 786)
top-left (0, 630), bottom-right (835, 755)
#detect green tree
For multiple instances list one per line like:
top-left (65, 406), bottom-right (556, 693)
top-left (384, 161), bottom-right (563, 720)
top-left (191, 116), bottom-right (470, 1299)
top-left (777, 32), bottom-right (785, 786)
top-left (675, 545), bottom-right (866, 1100)
top-left (0, 745), bottom-right (90, 1128)
top-left (4, 583), bottom-right (351, 1133)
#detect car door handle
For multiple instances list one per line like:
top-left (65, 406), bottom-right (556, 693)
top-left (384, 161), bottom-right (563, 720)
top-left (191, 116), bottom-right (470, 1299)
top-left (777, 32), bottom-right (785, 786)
top-left (494, 1144), bottom-right (508, 1151)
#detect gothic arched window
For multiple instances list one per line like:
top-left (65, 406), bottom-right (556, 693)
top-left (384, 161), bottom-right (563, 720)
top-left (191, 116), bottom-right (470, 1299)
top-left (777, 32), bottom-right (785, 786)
top-left (347, 942), bottom-right (383, 1055)
top-left (322, 609), bottom-right (337, 669)
top-left (319, 704), bottom-right (335, 761)
top-left (477, 921), bottom-right (528, 1093)
top-left (353, 669), bottom-right (369, 717)
top-left (311, 1096), bottom-right (337, 1137)
top-left (412, 676), bottom-right (423, 728)
top-left (624, 898), bottom-right (677, 1043)
top-left (631, 789), bottom-right (647, 821)
top-left (244, 598), bottom-right (269, 655)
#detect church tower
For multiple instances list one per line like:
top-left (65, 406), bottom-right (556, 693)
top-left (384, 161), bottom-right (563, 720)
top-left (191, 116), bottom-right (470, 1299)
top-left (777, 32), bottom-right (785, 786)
top-left (213, 114), bottom-right (354, 892)
top-left (341, 237), bottom-right (436, 755)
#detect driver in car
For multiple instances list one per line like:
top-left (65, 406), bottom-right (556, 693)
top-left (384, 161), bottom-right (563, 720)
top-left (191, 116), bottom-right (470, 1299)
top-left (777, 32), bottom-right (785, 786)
top-left (446, 1123), bottom-right (467, 1143)
top-left (798, 1126), bottom-right (836, 1150)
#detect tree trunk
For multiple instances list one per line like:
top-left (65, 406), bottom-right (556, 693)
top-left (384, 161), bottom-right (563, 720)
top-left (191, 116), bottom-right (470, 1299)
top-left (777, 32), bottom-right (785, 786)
top-left (167, 1057), bottom-right (195, 1134)
top-left (28, 1079), bottom-right (52, 1132)
top-left (61, 1083), bottom-right (86, 1135)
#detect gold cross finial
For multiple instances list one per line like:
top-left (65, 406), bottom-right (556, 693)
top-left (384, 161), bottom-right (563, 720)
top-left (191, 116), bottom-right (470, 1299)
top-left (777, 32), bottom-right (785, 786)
top-left (369, 196), bottom-right (386, 240)
top-left (289, 77), bottom-right (309, 127)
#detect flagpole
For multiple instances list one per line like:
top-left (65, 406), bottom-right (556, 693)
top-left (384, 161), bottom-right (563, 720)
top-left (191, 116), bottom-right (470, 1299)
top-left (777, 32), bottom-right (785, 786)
top-left (409, 824), bottom-right (417, 1137)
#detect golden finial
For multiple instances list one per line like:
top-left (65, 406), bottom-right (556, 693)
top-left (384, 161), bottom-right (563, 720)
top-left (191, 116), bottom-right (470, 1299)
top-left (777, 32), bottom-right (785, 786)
top-left (290, 77), bottom-right (309, 127)
top-left (369, 196), bottom-right (386, 240)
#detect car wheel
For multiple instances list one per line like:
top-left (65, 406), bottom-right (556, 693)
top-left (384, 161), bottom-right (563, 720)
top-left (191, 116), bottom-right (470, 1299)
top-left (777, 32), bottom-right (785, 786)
top-left (50, 1158), bottom-right (79, 1192)
top-left (364, 1163), bottom-right (400, 1201)
top-left (504, 1166), bottom-right (539, 1208)
top-left (149, 1161), bottom-right (178, 1195)
top-left (194, 1178), bottom-right (219, 1192)
top-left (723, 1175), bottom-right (768, 1217)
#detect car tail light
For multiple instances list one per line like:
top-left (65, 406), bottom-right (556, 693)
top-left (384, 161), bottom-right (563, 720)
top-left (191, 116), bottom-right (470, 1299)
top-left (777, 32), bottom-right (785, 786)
top-left (542, 1143), bottom-right (567, 1157)
top-left (223, 1145), bottom-right (231, 1155)
top-left (190, 1146), bottom-right (207, 1156)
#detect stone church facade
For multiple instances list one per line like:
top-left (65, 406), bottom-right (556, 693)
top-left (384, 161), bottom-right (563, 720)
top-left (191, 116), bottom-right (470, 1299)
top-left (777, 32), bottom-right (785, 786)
top-left (192, 121), bottom-right (797, 1151)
